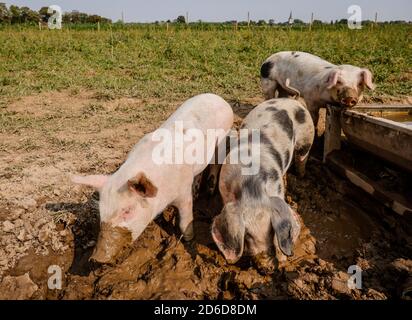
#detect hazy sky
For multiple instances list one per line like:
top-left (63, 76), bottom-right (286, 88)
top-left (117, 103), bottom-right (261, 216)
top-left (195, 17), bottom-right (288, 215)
top-left (4, 0), bottom-right (412, 23)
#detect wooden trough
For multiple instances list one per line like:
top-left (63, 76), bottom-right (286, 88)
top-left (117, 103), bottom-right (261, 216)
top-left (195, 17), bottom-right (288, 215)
top-left (323, 105), bottom-right (412, 216)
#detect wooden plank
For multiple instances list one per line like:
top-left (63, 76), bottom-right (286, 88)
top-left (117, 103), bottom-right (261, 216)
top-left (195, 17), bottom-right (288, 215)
top-left (341, 110), bottom-right (412, 172)
top-left (326, 152), bottom-right (412, 216)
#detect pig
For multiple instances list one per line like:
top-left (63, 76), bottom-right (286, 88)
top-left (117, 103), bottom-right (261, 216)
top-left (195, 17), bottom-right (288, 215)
top-left (260, 51), bottom-right (375, 128)
top-left (211, 98), bottom-right (314, 266)
top-left (72, 93), bottom-right (234, 263)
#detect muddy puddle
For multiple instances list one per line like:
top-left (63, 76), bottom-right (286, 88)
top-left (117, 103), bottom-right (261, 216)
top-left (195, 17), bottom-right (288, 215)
top-left (3, 158), bottom-right (410, 300)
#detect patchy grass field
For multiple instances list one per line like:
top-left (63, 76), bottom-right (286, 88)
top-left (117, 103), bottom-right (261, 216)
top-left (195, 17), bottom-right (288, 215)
top-left (0, 24), bottom-right (411, 106)
top-left (0, 24), bottom-right (411, 300)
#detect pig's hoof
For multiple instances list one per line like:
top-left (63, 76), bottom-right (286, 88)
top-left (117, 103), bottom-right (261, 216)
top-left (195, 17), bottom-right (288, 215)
top-left (252, 253), bottom-right (276, 275)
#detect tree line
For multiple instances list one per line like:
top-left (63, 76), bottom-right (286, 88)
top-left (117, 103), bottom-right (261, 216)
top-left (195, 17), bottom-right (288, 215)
top-left (0, 3), bottom-right (112, 24)
top-left (154, 16), bottom-right (409, 26)
top-left (0, 4), bottom-right (408, 26)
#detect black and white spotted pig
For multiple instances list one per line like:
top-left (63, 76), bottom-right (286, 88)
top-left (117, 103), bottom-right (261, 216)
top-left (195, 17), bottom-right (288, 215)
top-left (211, 98), bottom-right (314, 264)
top-left (261, 51), bottom-right (375, 128)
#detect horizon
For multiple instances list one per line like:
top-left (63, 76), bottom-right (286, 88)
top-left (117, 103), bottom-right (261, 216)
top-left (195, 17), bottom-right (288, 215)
top-left (3, 0), bottom-right (412, 23)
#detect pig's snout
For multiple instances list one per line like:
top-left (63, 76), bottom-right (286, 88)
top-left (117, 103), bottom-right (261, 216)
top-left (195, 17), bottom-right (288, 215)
top-left (90, 222), bottom-right (132, 264)
top-left (340, 96), bottom-right (358, 108)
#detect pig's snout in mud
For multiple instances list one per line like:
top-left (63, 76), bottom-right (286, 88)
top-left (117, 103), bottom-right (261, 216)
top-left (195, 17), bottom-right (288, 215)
top-left (90, 223), bottom-right (133, 264)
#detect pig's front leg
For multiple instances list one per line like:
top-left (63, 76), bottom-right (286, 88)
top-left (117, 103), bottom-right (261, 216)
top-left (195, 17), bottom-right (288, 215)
top-left (306, 102), bottom-right (323, 137)
top-left (174, 190), bottom-right (194, 241)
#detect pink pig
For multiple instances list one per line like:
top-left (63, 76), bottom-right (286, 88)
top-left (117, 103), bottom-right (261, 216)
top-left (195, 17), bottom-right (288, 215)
top-left (72, 93), bottom-right (233, 263)
top-left (261, 51), bottom-right (375, 127)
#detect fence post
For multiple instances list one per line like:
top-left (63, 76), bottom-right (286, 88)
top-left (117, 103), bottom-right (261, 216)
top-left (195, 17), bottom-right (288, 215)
top-left (309, 12), bottom-right (313, 31)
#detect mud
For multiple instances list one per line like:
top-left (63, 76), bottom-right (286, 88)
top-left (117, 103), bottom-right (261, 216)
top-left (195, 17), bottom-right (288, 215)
top-left (0, 91), bottom-right (411, 300)
top-left (90, 223), bottom-right (133, 264)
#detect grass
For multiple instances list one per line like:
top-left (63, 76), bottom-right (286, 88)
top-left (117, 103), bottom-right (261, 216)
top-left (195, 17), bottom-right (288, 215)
top-left (0, 24), bottom-right (410, 107)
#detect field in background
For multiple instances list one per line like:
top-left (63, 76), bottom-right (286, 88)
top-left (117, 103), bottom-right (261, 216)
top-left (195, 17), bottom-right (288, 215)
top-left (0, 24), bottom-right (411, 108)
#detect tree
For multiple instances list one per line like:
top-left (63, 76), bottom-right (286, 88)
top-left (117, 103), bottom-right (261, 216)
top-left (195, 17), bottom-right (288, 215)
top-left (39, 6), bottom-right (51, 23)
top-left (268, 19), bottom-right (275, 26)
top-left (20, 6), bottom-right (39, 23)
top-left (79, 12), bottom-right (88, 23)
top-left (0, 3), bottom-right (11, 24)
top-left (62, 12), bottom-right (72, 24)
top-left (70, 10), bottom-right (80, 23)
top-left (176, 15), bottom-right (186, 24)
top-left (9, 5), bottom-right (21, 24)
top-left (87, 14), bottom-right (101, 23)
top-left (257, 19), bottom-right (267, 26)
top-left (293, 19), bottom-right (305, 25)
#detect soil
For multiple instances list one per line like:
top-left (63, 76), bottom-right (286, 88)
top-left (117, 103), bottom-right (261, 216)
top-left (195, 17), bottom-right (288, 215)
top-left (0, 90), bottom-right (411, 300)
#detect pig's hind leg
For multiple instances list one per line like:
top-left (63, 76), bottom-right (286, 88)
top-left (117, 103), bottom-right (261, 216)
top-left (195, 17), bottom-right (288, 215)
top-left (294, 137), bottom-right (314, 178)
top-left (206, 133), bottom-right (230, 196)
top-left (174, 190), bottom-right (194, 241)
top-left (261, 78), bottom-right (279, 100)
top-left (293, 145), bottom-right (311, 178)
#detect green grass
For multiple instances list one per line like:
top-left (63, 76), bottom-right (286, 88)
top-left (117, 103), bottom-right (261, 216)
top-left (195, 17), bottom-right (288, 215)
top-left (0, 24), bottom-right (411, 105)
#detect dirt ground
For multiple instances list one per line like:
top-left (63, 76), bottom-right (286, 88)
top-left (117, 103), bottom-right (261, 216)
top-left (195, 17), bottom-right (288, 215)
top-left (0, 90), bottom-right (411, 300)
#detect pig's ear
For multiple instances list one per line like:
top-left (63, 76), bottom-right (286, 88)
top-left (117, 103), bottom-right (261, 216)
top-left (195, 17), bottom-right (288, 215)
top-left (211, 202), bottom-right (245, 264)
top-left (128, 172), bottom-right (158, 198)
top-left (270, 197), bottom-right (295, 256)
top-left (326, 70), bottom-right (340, 89)
top-left (360, 69), bottom-right (375, 90)
top-left (71, 175), bottom-right (108, 190)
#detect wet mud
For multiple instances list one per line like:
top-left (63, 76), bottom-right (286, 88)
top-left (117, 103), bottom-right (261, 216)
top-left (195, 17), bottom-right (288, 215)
top-left (4, 158), bottom-right (410, 300)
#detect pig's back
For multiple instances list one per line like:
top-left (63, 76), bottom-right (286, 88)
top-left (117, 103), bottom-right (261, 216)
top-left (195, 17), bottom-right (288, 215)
top-left (161, 93), bottom-right (233, 133)
top-left (242, 98), bottom-right (307, 173)
top-left (243, 98), bottom-right (302, 138)
top-left (265, 51), bottom-right (334, 85)
top-left (269, 51), bottom-right (333, 69)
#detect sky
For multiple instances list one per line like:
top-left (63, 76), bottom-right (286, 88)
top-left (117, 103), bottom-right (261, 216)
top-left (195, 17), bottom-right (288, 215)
top-left (4, 0), bottom-right (412, 23)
